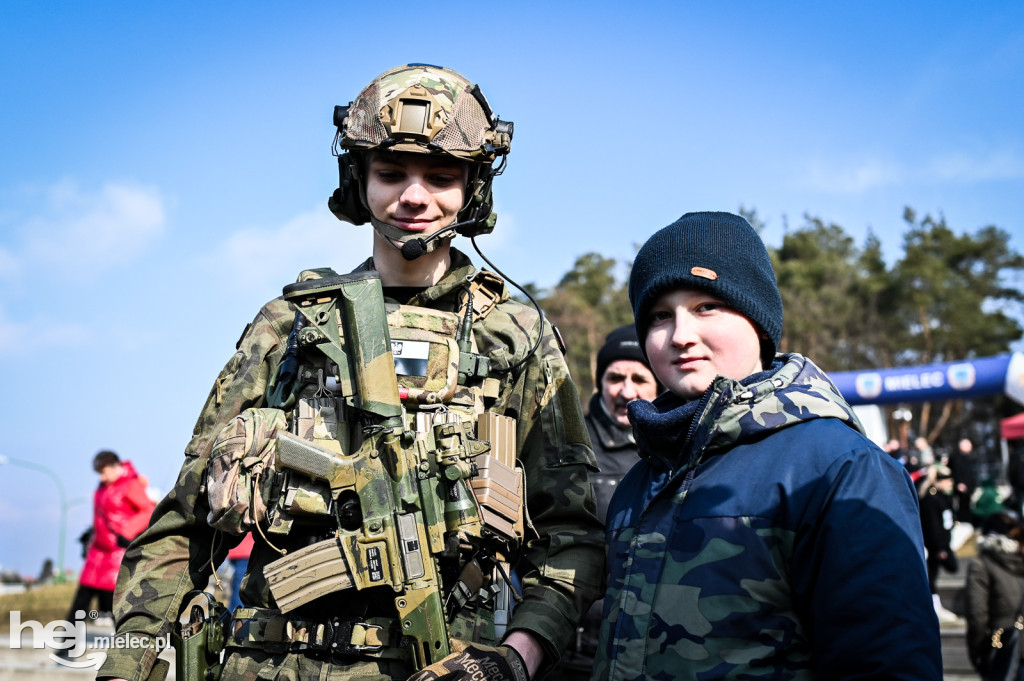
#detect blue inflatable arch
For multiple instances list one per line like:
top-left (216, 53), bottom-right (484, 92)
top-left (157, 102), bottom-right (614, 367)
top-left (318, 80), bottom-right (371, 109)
top-left (829, 352), bottom-right (1024, 407)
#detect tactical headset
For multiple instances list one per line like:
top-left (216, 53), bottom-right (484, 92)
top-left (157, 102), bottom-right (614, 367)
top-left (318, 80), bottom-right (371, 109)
top-left (328, 64), bottom-right (513, 254)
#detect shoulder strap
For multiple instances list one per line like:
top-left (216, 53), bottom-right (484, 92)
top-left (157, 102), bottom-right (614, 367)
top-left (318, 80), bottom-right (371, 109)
top-left (469, 270), bottom-right (507, 319)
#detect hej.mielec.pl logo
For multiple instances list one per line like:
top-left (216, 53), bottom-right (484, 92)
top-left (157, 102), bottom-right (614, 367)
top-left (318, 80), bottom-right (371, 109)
top-left (9, 609), bottom-right (171, 669)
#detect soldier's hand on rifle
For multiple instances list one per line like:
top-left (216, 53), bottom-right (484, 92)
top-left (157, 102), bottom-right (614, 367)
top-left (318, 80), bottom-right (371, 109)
top-left (405, 639), bottom-right (530, 681)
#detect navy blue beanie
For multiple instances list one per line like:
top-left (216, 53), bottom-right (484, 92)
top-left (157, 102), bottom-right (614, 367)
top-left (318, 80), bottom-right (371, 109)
top-left (629, 211), bottom-right (783, 366)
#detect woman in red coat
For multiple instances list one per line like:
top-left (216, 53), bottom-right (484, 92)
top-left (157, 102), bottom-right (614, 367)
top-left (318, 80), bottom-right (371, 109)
top-left (69, 450), bottom-right (155, 621)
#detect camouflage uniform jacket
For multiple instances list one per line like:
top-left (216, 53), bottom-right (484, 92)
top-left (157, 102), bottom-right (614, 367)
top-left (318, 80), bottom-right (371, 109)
top-left (98, 248), bottom-right (604, 681)
top-left (594, 354), bottom-right (942, 681)
top-left (555, 394), bottom-right (642, 676)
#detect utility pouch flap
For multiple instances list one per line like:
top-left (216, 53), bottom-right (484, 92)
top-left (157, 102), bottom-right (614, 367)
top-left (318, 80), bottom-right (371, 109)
top-left (386, 304), bottom-right (461, 404)
top-left (207, 408), bottom-right (288, 535)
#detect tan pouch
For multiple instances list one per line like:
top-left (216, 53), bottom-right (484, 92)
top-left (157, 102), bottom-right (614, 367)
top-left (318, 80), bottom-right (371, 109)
top-left (206, 407), bottom-right (288, 535)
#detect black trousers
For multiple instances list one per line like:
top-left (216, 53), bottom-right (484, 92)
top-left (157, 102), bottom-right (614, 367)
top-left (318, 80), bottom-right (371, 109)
top-left (66, 584), bottom-right (114, 620)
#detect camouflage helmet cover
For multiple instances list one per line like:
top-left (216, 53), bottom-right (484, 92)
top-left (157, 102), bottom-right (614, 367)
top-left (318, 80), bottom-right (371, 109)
top-left (338, 63), bottom-right (511, 163)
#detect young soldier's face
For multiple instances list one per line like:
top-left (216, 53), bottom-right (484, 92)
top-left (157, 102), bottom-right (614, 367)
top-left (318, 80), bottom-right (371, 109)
top-left (365, 152), bottom-right (468, 242)
top-left (600, 360), bottom-right (659, 427)
top-left (644, 288), bottom-right (763, 400)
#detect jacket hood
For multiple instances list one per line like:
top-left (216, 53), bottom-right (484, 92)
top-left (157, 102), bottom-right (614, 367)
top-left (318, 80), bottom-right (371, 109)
top-left (977, 532), bottom-right (1024, 575)
top-left (101, 460), bottom-right (142, 488)
top-left (630, 353), bottom-right (863, 471)
top-left (119, 460), bottom-right (140, 480)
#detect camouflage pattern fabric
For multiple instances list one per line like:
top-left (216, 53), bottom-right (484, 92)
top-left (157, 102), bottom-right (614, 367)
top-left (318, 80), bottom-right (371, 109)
top-left (219, 648), bottom-right (412, 681)
top-left (594, 354), bottom-right (943, 681)
top-left (206, 407), bottom-right (288, 535)
top-left (98, 248), bottom-right (604, 681)
top-left (554, 394), bottom-right (642, 679)
top-left (346, 64), bottom-right (467, 142)
top-left (342, 64), bottom-right (498, 160)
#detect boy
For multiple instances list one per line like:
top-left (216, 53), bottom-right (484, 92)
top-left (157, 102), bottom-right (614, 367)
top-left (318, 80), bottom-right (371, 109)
top-left (594, 212), bottom-right (942, 680)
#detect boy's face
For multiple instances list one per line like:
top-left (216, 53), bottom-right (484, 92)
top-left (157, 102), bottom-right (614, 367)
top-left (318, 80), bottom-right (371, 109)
top-left (644, 288), bottom-right (763, 400)
top-left (365, 152), bottom-right (468, 244)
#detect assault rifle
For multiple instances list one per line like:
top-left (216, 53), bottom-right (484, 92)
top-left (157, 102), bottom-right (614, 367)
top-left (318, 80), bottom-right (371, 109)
top-left (261, 272), bottom-right (508, 669)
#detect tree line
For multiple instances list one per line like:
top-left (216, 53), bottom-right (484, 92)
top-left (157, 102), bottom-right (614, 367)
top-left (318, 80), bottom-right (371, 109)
top-left (526, 208), bottom-right (1024, 461)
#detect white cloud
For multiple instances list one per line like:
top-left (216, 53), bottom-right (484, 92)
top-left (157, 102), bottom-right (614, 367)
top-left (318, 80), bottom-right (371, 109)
top-left (197, 207), bottom-right (528, 304)
top-left (0, 498), bottom-right (29, 524)
top-left (925, 150), bottom-right (1024, 183)
top-left (0, 303), bottom-right (92, 353)
top-left (2, 180), bottom-right (166, 280)
top-left (798, 157), bottom-right (904, 194)
top-left (0, 247), bottom-right (17, 278)
top-left (476, 206), bottom-right (515, 253)
top-left (197, 207), bottom-right (375, 293)
top-left (797, 148), bottom-right (1024, 196)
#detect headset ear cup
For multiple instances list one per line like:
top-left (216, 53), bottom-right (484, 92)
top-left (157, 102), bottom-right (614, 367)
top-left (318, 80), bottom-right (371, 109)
top-left (328, 153), bottom-right (372, 225)
top-left (455, 178), bottom-right (496, 238)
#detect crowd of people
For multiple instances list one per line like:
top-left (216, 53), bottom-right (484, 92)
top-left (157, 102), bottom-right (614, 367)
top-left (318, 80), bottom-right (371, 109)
top-left (32, 63), bottom-right (1024, 681)
top-left (881, 431), bottom-right (1024, 679)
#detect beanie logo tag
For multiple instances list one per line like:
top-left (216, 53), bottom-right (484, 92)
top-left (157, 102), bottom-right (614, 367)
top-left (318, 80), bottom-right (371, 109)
top-left (691, 266), bottom-right (718, 280)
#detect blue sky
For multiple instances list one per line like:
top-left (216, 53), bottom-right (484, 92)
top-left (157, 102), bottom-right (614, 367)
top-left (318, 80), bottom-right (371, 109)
top-left (1, 1), bottom-right (1023, 576)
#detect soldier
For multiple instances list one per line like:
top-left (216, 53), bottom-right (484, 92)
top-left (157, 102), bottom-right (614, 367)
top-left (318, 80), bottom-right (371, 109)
top-left (97, 64), bottom-right (604, 681)
top-left (556, 325), bottom-right (657, 679)
top-left (594, 212), bottom-right (942, 680)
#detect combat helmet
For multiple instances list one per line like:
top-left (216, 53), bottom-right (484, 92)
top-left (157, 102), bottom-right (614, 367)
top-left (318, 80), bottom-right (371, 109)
top-left (329, 63), bottom-right (513, 257)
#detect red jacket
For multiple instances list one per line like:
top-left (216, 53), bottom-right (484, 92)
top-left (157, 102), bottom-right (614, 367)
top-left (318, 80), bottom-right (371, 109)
top-left (227, 533), bottom-right (254, 561)
top-left (79, 461), bottom-right (155, 591)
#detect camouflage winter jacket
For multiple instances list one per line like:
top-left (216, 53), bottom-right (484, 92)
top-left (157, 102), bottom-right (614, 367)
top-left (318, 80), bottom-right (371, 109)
top-left (594, 354), bottom-right (943, 681)
top-left (98, 248), bottom-right (604, 681)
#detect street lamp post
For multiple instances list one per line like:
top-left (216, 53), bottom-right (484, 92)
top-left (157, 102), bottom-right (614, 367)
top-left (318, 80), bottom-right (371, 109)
top-left (0, 455), bottom-right (70, 584)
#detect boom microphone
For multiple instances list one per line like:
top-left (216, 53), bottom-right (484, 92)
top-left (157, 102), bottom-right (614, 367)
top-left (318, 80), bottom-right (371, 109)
top-left (400, 218), bottom-right (475, 261)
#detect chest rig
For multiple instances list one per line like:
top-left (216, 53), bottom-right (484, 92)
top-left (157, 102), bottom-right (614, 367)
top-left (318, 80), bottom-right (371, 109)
top-left (253, 271), bottom-right (524, 668)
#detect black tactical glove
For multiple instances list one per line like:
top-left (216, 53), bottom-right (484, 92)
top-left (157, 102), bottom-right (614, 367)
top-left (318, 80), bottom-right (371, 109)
top-left (405, 639), bottom-right (529, 681)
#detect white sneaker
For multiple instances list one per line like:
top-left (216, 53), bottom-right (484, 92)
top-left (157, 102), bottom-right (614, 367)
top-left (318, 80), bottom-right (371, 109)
top-left (933, 595), bottom-right (958, 622)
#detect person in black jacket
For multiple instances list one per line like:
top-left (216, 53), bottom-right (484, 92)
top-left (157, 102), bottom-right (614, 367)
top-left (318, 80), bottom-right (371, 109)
top-left (965, 510), bottom-right (1024, 675)
top-left (949, 437), bottom-right (979, 523)
top-left (584, 325), bottom-right (660, 520)
top-left (919, 462), bottom-right (960, 622)
top-left (555, 325), bottom-right (658, 680)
